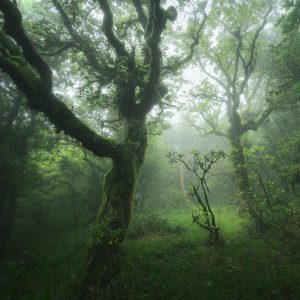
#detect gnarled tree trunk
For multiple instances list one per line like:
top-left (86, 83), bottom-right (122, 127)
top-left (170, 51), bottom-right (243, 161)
top-left (76, 119), bottom-right (147, 298)
top-left (228, 127), bottom-right (250, 196)
top-left (228, 109), bottom-right (267, 231)
top-left (227, 103), bottom-right (254, 216)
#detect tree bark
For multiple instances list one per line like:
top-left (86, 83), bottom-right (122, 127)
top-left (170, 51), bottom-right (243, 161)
top-left (227, 108), bottom-right (265, 229)
top-left (228, 127), bottom-right (250, 195)
top-left (0, 187), bottom-right (17, 259)
top-left (74, 119), bottom-right (147, 298)
top-left (227, 101), bottom-right (253, 214)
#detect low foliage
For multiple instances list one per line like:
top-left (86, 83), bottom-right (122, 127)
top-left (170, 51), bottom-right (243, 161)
top-left (242, 143), bottom-right (300, 257)
top-left (116, 209), bottom-right (300, 300)
top-left (167, 150), bottom-right (226, 246)
top-left (1, 209), bottom-right (299, 299)
top-left (127, 214), bottom-right (185, 239)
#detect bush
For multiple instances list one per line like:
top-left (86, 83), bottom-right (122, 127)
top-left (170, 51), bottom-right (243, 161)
top-left (128, 214), bottom-right (185, 239)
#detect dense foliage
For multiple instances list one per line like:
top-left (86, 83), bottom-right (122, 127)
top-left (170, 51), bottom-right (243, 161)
top-left (0, 0), bottom-right (299, 299)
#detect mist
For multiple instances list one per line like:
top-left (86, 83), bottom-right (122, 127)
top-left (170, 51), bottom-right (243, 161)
top-left (0, 1), bottom-right (299, 299)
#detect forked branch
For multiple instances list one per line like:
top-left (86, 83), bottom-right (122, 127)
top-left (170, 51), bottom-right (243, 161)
top-left (98, 0), bottom-right (129, 57)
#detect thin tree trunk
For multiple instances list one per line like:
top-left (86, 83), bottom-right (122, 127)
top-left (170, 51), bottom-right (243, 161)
top-left (0, 110), bottom-right (35, 259)
top-left (179, 164), bottom-right (189, 205)
top-left (86, 169), bottom-right (102, 222)
top-left (0, 93), bottom-right (22, 145)
top-left (0, 187), bottom-right (17, 259)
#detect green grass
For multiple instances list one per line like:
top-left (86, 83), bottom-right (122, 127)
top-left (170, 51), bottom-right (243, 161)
top-left (116, 207), bottom-right (300, 300)
top-left (2, 206), bottom-right (300, 299)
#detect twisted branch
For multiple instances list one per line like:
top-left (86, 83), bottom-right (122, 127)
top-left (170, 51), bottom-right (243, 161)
top-left (0, 1), bottom-right (121, 159)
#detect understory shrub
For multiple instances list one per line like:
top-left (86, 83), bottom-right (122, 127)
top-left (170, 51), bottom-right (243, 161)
top-left (128, 214), bottom-right (185, 239)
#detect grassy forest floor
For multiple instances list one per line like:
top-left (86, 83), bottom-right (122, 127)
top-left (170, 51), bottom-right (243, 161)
top-left (1, 207), bottom-right (300, 299)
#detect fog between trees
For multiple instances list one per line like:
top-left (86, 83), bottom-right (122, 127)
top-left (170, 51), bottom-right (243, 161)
top-left (0, 1), bottom-right (300, 299)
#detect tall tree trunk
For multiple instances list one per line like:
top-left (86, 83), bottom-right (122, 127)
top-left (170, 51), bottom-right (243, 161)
top-left (0, 105), bottom-right (35, 259)
top-left (227, 100), bottom-right (268, 232)
top-left (229, 131), bottom-right (268, 230)
top-left (227, 107), bottom-right (253, 212)
top-left (228, 129), bottom-right (250, 195)
top-left (76, 119), bottom-right (147, 298)
top-left (0, 187), bottom-right (17, 259)
top-left (0, 94), bottom-right (22, 145)
top-left (179, 164), bottom-right (189, 205)
top-left (228, 104), bottom-right (249, 185)
top-left (86, 169), bottom-right (102, 222)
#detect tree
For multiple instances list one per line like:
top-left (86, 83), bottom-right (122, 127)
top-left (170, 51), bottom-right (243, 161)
top-left (262, 1), bottom-right (300, 191)
top-left (0, 78), bottom-right (38, 259)
top-left (280, 0), bottom-right (300, 34)
top-left (0, 0), bottom-right (207, 295)
top-left (267, 19), bottom-right (300, 109)
top-left (167, 150), bottom-right (225, 246)
top-left (135, 135), bottom-right (182, 211)
top-left (186, 1), bottom-right (273, 211)
top-left (24, 139), bottom-right (108, 228)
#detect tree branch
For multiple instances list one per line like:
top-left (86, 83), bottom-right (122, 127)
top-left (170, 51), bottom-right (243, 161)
top-left (244, 75), bottom-right (263, 107)
top-left (0, 0), bottom-right (52, 93)
top-left (138, 0), bottom-right (170, 115)
top-left (241, 107), bottom-right (272, 133)
top-left (195, 92), bottom-right (226, 103)
top-left (163, 10), bottom-right (208, 74)
top-left (210, 50), bottom-right (233, 88)
top-left (98, 0), bottom-right (129, 57)
top-left (233, 27), bottom-right (242, 86)
top-left (39, 41), bottom-right (78, 56)
top-left (186, 118), bottom-right (227, 138)
top-left (51, 0), bottom-right (110, 76)
top-left (239, 6), bottom-right (272, 94)
top-left (0, 3), bottom-right (121, 160)
top-left (132, 0), bottom-right (147, 30)
top-left (199, 61), bottom-right (228, 90)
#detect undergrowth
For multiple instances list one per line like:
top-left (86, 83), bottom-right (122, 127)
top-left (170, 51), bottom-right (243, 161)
top-left (128, 213), bottom-right (185, 239)
top-left (1, 207), bottom-right (299, 300)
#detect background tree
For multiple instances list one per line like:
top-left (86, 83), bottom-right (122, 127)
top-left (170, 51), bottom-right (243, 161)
top-left (259, 0), bottom-right (300, 195)
top-left (167, 150), bottom-right (226, 246)
top-left (185, 1), bottom-right (273, 213)
top-left (0, 76), bottom-right (39, 258)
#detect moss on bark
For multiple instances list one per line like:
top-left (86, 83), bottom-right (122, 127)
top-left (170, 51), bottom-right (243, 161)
top-left (72, 119), bottom-right (147, 299)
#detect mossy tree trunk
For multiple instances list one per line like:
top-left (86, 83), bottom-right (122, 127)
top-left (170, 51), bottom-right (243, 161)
top-left (80, 119), bottom-right (147, 297)
top-left (227, 101), bottom-right (268, 229)
top-left (194, 6), bottom-right (272, 213)
top-left (0, 0), bottom-right (189, 296)
top-left (228, 108), bottom-right (251, 197)
top-left (226, 93), bottom-right (260, 218)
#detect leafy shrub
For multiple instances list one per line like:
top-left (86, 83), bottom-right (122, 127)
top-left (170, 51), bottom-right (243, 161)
top-left (128, 214), bottom-right (185, 239)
